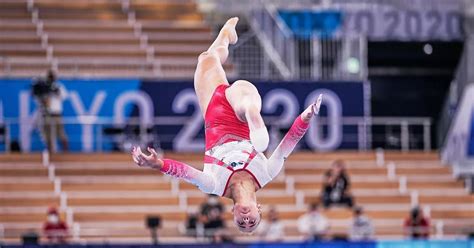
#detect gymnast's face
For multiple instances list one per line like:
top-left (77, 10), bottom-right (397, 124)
top-left (232, 202), bottom-right (261, 232)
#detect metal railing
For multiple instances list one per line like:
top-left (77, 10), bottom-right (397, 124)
top-left (241, 1), bottom-right (368, 81)
top-left (438, 21), bottom-right (474, 146)
top-left (247, 2), bottom-right (296, 80)
top-left (229, 31), bottom-right (282, 80)
top-left (0, 116), bottom-right (431, 153)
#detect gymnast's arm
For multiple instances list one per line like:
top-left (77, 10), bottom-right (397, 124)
top-left (131, 147), bottom-right (215, 193)
top-left (266, 114), bottom-right (310, 179)
top-left (266, 95), bottom-right (322, 179)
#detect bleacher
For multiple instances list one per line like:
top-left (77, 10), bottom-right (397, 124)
top-left (0, 0), bottom-right (229, 79)
top-left (1, 152), bottom-right (472, 243)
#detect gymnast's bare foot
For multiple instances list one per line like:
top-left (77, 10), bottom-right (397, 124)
top-left (220, 17), bottom-right (239, 45)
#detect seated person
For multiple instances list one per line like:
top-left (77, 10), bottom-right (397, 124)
top-left (321, 160), bottom-right (354, 208)
top-left (404, 206), bottom-right (430, 239)
top-left (42, 207), bottom-right (68, 244)
top-left (297, 202), bottom-right (329, 241)
top-left (199, 195), bottom-right (227, 241)
top-left (349, 206), bottom-right (374, 240)
top-left (257, 206), bottom-right (285, 242)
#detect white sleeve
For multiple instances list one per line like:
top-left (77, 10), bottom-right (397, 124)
top-left (160, 159), bottom-right (215, 194)
top-left (267, 116), bottom-right (310, 179)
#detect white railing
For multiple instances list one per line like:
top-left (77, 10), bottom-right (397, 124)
top-left (247, 2), bottom-right (296, 79)
top-left (230, 31), bottom-right (282, 80)
top-left (441, 84), bottom-right (474, 177)
top-left (0, 116), bottom-right (431, 153)
top-left (243, 0), bottom-right (368, 81)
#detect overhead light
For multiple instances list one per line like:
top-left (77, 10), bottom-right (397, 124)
top-left (346, 57), bottom-right (360, 74)
top-left (423, 43), bottom-right (433, 55)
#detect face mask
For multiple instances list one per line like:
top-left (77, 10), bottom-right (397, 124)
top-left (48, 214), bottom-right (59, 224)
top-left (208, 197), bottom-right (218, 205)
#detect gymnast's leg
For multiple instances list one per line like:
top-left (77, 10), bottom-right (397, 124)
top-left (194, 17), bottom-right (239, 117)
top-left (226, 80), bottom-right (269, 152)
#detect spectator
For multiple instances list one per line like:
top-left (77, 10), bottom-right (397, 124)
top-left (184, 213), bottom-right (200, 237)
top-left (321, 160), bottom-right (354, 208)
top-left (404, 206), bottom-right (430, 239)
top-left (297, 202), bottom-right (329, 241)
top-left (42, 207), bottom-right (68, 244)
top-left (32, 69), bottom-right (68, 152)
top-left (257, 206), bottom-right (285, 242)
top-left (349, 206), bottom-right (374, 241)
top-left (199, 195), bottom-right (226, 242)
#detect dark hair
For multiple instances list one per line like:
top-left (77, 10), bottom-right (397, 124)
top-left (354, 206), bottom-right (363, 215)
top-left (309, 202), bottom-right (319, 211)
top-left (411, 206), bottom-right (420, 219)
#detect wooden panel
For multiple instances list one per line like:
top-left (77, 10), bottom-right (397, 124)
top-left (408, 181), bottom-right (463, 189)
top-left (397, 167), bottom-right (451, 175)
top-left (55, 169), bottom-right (159, 176)
top-left (62, 182), bottom-right (171, 191)
top-left (0, 213), bottom-right (65, 222)
top-left (49, 38), bottom-right (139, 45)
top-left (54, 51), bottom-right (146, 57)
top-left (68, 197), bottom-right (179, 206)
top-left (74, 212), bottom-right (187, 222)
top-left (419, 195), bottom-right (474, 204)
top-left (0, 183), bottom-right (53, 191)
top-left (0, 197), bottom-right (59, 207)
top-left (286, 167), bottom-right (387, 175)
top-left (0, 169), bottom-right (48, 176)
top-left (304, 195), bottom-right (410, 204)
top-left (295, 181), bottom-right (398, 189)
top-left (432, 210), bottom-right (474, 218)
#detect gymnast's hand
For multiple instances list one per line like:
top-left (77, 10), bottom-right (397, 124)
top-left (131, 146), bottom-right (163, 170)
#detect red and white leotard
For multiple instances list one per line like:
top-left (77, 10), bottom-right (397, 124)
top-left (160, 84), bottom-right (311, 196)
top-left (204, 84), bottom-right (250, 150)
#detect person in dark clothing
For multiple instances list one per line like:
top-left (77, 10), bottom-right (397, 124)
top-left (200, 195), bottom-right (225, 230)
top-left (321, 160), bottom-right (354, 208)
top-left (199, 194), bottom-right (231, 242)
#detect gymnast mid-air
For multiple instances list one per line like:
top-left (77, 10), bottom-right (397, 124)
top-left (132, 17), bottom-right (322, 233)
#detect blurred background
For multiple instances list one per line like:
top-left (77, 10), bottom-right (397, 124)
top-left (0, 0), bottom-right (473, 247)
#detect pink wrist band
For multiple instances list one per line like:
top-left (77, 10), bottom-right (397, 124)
top-left (160, 159), bottom-right (189, 179)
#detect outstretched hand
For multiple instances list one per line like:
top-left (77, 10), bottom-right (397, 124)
top-left (301, 94), bottom-right (323, 122)
top-left (312, 94), bottom-right (323, 115)
top-left (131, 146), bottom-right (163, 170)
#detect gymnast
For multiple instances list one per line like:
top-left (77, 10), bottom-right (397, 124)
top-left (132, 17), bottom-right (322, 233)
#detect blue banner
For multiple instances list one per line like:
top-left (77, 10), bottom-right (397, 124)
top-left (469, 109), bottom-right (474, 156)
top-left (2, 240), bottom-right (474, 248)
top-left (141, 81), bottom-right (367, 152)
top-left (0, 79), bottom-right (367, 152)
top-left (278, 10), bottom-right (343, 38)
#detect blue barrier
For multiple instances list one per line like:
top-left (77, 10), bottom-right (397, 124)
top-left (468, 110), bottom-right (474, 156)
top-left (278, 10), bottom-right (343, 38)
top-left (0, 79), bottom-right (367, 152)
top-left (2, 240), bottom-right (473, 248)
